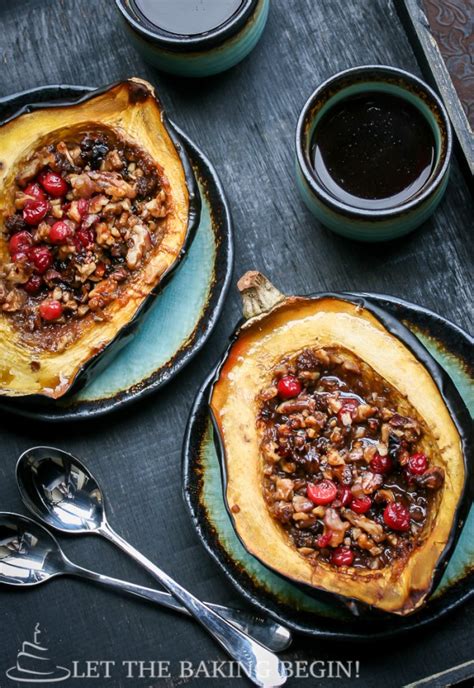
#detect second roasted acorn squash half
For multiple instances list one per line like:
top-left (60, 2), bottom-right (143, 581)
top-left (0, 78), bottom-right (200, 399)
top-left (210, 272), bottom-right (471, 615)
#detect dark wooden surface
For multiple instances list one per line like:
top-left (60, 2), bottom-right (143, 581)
top-left (0, 1), bottom-right (472, 687)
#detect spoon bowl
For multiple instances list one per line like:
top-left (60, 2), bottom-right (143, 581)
top-left (0, 512), bottom-right (65, 587)
top-left (17, 446), bottom-right (105, 534)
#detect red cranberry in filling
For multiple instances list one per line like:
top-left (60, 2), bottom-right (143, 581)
top-left (407, 453), bottom-right (428, 475)
top-left (316, 530), bottom-right (332, 548)
top-left (38, 170), bottom-right (68, 197)
top-left (39, 299), bottom-right (63, 321)
top-left (331, 547), bottom-right (354, 566)
top-left (338, 486), bottom-right (353, 507)
top-left (74, 228), bottom-right (94, 251)
top-left (77, 199), bottom-right (89, 216)
top-left (277, 375), bottom-right (302, 399)
top-left (383, 502), bottom-right (410, 532)
top-left (9, 230), bottom-right (33, 256)
top-left (23, 199), bottom-right (50, 226)
top-left (337, 399), bottom-right (360, 424)
top-left (370, 453), bottom-right (393, 474)
top-left (29, 246), bottom-right (53, 274)
top-left (24, 275), bottom-right (43, 295)
top-left (49, 221), bottom-right (72, 245)
top-left (351, 496), bottom-right (372, 514)
top-left (307, 479), bottom-right (337, 505)
top-left (24, 183), bottom-right (46, 201)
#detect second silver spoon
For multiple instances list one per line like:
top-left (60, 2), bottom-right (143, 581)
top-left (0, 511), bottom-right (290, 652)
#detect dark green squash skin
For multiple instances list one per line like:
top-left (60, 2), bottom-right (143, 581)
top-left (209, 291), bottom-right (473, 618)
top-left (0, 80), bottom-right (201, 406)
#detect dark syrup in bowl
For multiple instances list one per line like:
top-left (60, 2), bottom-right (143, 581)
top-left (133, 0), bottom-right (244, 36)
top-left (310, 92), bottom-right (436, 210)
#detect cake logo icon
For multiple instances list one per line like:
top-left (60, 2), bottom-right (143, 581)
top-left (6, 623), bottom-right (70, 683)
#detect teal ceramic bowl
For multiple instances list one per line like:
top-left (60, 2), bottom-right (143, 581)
top-left (0, 85), bottom-right (233, 422)
top-left (115, 0), bottom-right (269, 77)
top-left (296, 66), bottom-right (452, 242)
top-left (183, 295), bottom-right (474, 639)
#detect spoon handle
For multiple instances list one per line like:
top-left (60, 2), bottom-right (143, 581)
top-left (64, 560), bottom-right (291, 652)
top-left (99, 524), bottom-right (287, 688)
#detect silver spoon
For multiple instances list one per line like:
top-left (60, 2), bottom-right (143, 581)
top-left (17, 447), bottom-right (287, 688)
top-left (0, 512), bottom-right (290, 653)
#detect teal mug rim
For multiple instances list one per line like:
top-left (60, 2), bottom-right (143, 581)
top-left (295, 65), bottom-right (453, 220)
top-left (115, 0), bottom-right (258, 52)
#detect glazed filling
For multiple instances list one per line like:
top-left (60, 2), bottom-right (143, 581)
top-left (258, 347), bottom-right (445, 570)
top-left (1, 130), bottom-right (169, 331)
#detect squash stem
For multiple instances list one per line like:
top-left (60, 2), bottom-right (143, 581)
top-left (237, 271), bottom-right (285, 320)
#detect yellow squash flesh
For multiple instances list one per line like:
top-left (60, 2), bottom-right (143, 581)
top-left (210, 290), bottom-right (465, 615)
top-left (0, 79), bottom-right (192, 398)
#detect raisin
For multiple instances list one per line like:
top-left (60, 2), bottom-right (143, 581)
top-left (80, 134), bottom-right (110, 170)
top-left (136, 173), bottom-right (158, 200)
top-left (5, 214), bottom-right (28, 234)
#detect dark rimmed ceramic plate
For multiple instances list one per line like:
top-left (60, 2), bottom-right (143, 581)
top-left (183, 294), bottom-right (473, 640)
top-left (0, 85), bottom-right (233, 422)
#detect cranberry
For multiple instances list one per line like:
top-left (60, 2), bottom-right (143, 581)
top-left (49, 221), bottom-right (72, 245)
top-left (24, 275), bottom-right (43, 295)
top-left (29, 246), bottom-right (53, 274)
top-left (337, 399), bottom-right (360, 424)
top-left (39, 299), bottom-right (63, 321)
top-left (316, 531), bottom-right (332, 548)
top-left (407, 453), bottom-right (428, 475)
top-left (307, 479), bottom-right (337, 505)
top-left (74, 228), bottom-right (94, 251)
top-left (38, 170), bottom-right (68, 197)
top-left (338, 486), bottom-right (353, 507)
top-left (331, 547), bottom-right (354, 567)
top-left (23, 199), bottom-right (50, 226)
top-left (277, 375), bottom-right (302, 399)
top-left (24, 183), bottom-right (46, 201)
top-left (351, 496), bottom-right (372, 514)
top-left (370, 453), bottom-right (393, 474)
top-left (9, 230), bottom-right (33, 256)
top-left (77, 199), bottom-right (90, 216)
top-left (383, 502), bottom-right (410, 532)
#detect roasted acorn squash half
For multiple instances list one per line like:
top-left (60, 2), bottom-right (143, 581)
top-left (210, 272), bottom-right (471, 616)
top-left (0, 78), bottom-right (200, 399)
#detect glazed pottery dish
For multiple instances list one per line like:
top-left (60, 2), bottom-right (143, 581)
top-left (207, 272), bottom-right (472, 616)
top-left (115, 0), bottom-right (269, 77)
top-left (183, 292), bottom-right (473, 638)
top-left (296, 65), bottom-right (452, 241)
top-left (0, 79), bottom-right (203, 402)
top-left (0, 83), bottom-right (233, 419)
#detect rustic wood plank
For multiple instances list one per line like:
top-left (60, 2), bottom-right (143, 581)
top-left (0, 1), bottom-right (472, 686)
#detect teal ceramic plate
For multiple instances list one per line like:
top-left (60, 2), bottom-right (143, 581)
top-left (0, 86), bottom-right (233, 422)
top-left (183, 295), bottom-right (473, 639)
